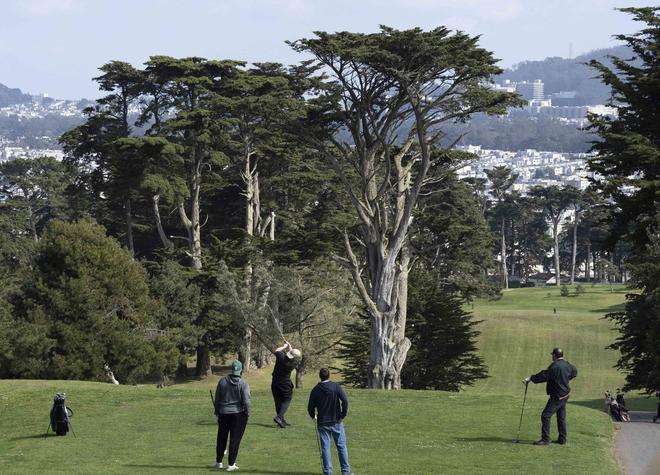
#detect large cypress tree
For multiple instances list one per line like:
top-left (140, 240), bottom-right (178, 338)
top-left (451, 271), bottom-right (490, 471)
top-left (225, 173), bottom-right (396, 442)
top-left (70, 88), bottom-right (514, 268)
top-left (587, 7), bottom-right (660, 393)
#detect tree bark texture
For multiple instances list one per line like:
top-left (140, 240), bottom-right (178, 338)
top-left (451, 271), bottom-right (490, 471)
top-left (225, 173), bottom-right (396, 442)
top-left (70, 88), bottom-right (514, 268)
top-left (553, 221), bottom-right (561, 287)
top-left (152, 194), bottom-right (173, 250)
top-left (125, 199), bottom-right (134, 255)
top-left (586, 242), bottom-right (592, 282)
top-left (195, 344), bottom-right (212, 378)
top-left (570, 212), bottom-right (579, 285)
top-left (501, 219), bottom-right (508, 289)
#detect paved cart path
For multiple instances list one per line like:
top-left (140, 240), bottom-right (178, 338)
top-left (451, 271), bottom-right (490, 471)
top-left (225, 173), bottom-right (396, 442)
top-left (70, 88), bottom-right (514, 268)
top-left (615, 411), bottom-right (660, 475)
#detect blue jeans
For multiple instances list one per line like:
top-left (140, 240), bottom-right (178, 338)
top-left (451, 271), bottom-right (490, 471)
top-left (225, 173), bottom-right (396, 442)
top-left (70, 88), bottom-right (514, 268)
top-left (317, 422), bottom-right (350, 475)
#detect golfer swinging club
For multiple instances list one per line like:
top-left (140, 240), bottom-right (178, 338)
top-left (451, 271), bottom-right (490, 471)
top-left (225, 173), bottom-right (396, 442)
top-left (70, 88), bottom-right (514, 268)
top-left (523, 347), bottom-right (578, 446)
top-left (271, 340), bottom-right (301, 428)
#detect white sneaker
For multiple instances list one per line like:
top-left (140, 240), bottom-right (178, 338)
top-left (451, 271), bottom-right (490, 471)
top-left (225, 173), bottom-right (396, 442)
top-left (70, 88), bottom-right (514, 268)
top-left (213, 462), bottom-right (224, 469)
top-left (226, 464), bottom-right (239, 471)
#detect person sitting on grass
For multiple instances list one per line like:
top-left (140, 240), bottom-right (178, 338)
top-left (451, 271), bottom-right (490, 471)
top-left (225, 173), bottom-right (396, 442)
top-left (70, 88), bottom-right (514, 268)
top-left (214, 360), bottom-right (250, 472)
top-left (615, 388), bottom-right (630, 422)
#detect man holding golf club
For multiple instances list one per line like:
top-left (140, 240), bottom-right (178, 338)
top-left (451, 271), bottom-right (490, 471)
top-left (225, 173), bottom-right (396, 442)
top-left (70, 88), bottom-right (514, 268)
top-left (213, 360), bottom-right (251, 471)
top-left (271, 340), bottom-right (301, 428)
top-left (523, 347), bottom-right (578, 446)
top-left (308, 368), bottom-right (353, 475)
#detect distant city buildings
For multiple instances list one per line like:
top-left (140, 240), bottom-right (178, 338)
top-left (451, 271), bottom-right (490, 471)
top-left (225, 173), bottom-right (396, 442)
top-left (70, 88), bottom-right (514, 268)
top-left (0, 146), bottom-right (64, 162)
top-left (487, 79), bottom-right (617, 123)
top-left (0, 97), bottom-right (84, 118)
top-left (455, 145), bottom-right (594, 194)
top-left (514, 79), bottom-right (544, 101)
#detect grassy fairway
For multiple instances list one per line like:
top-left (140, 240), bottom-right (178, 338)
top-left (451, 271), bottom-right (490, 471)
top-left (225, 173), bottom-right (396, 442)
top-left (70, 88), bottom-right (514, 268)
top-left (0, 285), bottom-right (631, 474)
top-left (472, 284), bottom-right (628, 398)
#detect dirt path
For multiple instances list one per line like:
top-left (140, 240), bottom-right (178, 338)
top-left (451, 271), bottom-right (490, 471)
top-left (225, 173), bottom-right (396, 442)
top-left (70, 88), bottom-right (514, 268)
top-left (615, 411), bottom-right (660, 475)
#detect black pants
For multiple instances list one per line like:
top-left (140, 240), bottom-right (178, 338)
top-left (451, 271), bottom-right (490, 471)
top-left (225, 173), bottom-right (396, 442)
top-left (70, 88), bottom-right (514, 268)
top-left (541, 396), bottom-right (568, 443)
top-left (271, 381), bottom-right (293, 419)
top-left (217, 413), bottom-right (248, 465)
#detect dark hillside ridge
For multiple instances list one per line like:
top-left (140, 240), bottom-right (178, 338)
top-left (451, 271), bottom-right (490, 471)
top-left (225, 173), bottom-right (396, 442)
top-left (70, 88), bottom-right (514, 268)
top-left (497, 45), bottom-right (632, 104)
top-left (0, 83), bottom-right (31, 107)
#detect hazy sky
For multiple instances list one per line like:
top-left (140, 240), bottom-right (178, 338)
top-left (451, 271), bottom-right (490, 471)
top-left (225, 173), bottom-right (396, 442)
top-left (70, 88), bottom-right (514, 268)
top-left (0, 0), bottom-right (651, 99)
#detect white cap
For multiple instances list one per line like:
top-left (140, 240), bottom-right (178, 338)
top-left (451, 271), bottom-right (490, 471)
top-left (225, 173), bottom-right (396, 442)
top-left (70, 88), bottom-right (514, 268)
top-left (287, 348), bottom-right (302, 359)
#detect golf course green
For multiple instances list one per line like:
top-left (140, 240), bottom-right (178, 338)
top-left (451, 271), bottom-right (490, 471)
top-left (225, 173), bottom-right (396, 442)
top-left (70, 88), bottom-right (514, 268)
top-left (0, 285), bottom-right (644, 474)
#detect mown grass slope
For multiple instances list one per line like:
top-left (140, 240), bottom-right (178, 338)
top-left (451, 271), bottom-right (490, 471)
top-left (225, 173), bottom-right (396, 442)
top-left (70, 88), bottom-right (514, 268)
top-left (0, 285), bottom-right (633, 474)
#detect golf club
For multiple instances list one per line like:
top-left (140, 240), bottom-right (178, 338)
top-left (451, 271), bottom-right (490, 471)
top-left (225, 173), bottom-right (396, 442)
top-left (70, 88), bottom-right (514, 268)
top-left (209, 389), bottom-right (217, 413)
top-left (267, 305), bottom-right (285, 341)
top-left (515, 381), bottom-right (529, 443)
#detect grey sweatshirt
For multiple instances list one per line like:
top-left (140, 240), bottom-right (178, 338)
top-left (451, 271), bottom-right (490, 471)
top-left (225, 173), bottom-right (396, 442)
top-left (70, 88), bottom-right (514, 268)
top-left (215, 375), bottom-right (251, 416)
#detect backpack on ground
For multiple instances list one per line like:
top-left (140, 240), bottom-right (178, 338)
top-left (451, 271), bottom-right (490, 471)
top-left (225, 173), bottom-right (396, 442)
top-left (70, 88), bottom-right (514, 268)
top-left (49, 393), bottom-right (73, 436)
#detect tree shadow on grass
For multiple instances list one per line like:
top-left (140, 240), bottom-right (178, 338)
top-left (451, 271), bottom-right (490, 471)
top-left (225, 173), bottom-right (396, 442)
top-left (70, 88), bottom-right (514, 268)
top-left (453, 436), bottom-right (521, 444)
top-left (124, 464), bottom-right (212, 470)
top-left (589, 303), bottom-right (626, 314)
top-left (248, 422), bottom-right (279, 429)
top-left (11, 434), bottom-right (51, 440)
top-left (196, 420), bottom-right (217, 426)
top-left (242, 471), bottom-right (317, 475)
top-left (571, 398), bottom-right (605, 411)
top-left (124, 466), bottom-right (317, 474)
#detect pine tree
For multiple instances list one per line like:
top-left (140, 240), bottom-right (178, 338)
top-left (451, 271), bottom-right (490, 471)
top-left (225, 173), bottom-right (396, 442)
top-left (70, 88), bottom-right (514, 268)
top-left (587, 7), bottom-right (660, 393)
top-left (402, 269), bottom-right (488, 391)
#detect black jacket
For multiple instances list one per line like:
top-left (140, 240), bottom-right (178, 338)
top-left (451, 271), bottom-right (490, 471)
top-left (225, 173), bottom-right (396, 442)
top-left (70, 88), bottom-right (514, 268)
top-left (272, 351), bottom-right (297, 383)
top-left (530, 358), bottom-right (578, 398)
top-left (307, 381), bottom-right (348, 425)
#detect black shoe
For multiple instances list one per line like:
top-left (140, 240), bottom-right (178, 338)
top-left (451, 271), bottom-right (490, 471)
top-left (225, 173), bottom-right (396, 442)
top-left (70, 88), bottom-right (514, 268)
top-left (273, 416), bottom-right (286, 428)
top-left (653, 416), bottom-right (658, 423)
top-left (554, 439), bottom-right (566, 445)
top-left (282, 419), bottom-right (290, 427)
top-left (533, 439), bottom-right (551, 446)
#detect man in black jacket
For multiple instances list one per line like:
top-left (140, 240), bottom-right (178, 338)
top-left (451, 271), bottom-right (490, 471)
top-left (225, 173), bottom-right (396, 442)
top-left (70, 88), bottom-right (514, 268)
top-left (523, 347), bottom-right (578, 446)
top-left (308, 368), bottom-right (353, 475)
top-left (271, 340), bottom-right (301, 428)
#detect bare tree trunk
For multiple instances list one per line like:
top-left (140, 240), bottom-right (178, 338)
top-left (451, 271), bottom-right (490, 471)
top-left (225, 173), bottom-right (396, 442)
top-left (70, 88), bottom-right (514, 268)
top-left (28, 208), bottom-right (39, 242)
top-left (190, 166), bottom-right (202, 270)
top-left (553, 221), bottom-right (561, 287)
top-left (295, 358), bottom-right (305, 389)
top-left (255, 344), bottom-right (270, 368)
top-left (125, 199), bottom-right (134, 255)
top-left (570, 212), bottom-right (578, 285)
top-left (152, 194), bottom-right (173, 249)
top-left (366, 242), bottom-right (412, 389)
top-left (241, 148), bottom-right (256, 372)
top-left (586, 241), bottom-right (592, 282)
top-left (269, 211), bottom-right (275, 241)
top-left (238, 328), bottom-right (252, 371)
top-left (510, 220), bottom-right (516, 278)
top-left (195, 345), bottom-right (212, 378)
top-left (501, 219), bottom-right (508, 289)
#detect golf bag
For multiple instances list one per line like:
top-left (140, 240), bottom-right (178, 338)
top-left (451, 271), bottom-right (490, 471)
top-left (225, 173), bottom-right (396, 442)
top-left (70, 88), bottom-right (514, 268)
top-left (49, 393), bottom-right (73, 436)
top-left (615, 392), bottom-right (630, 422)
